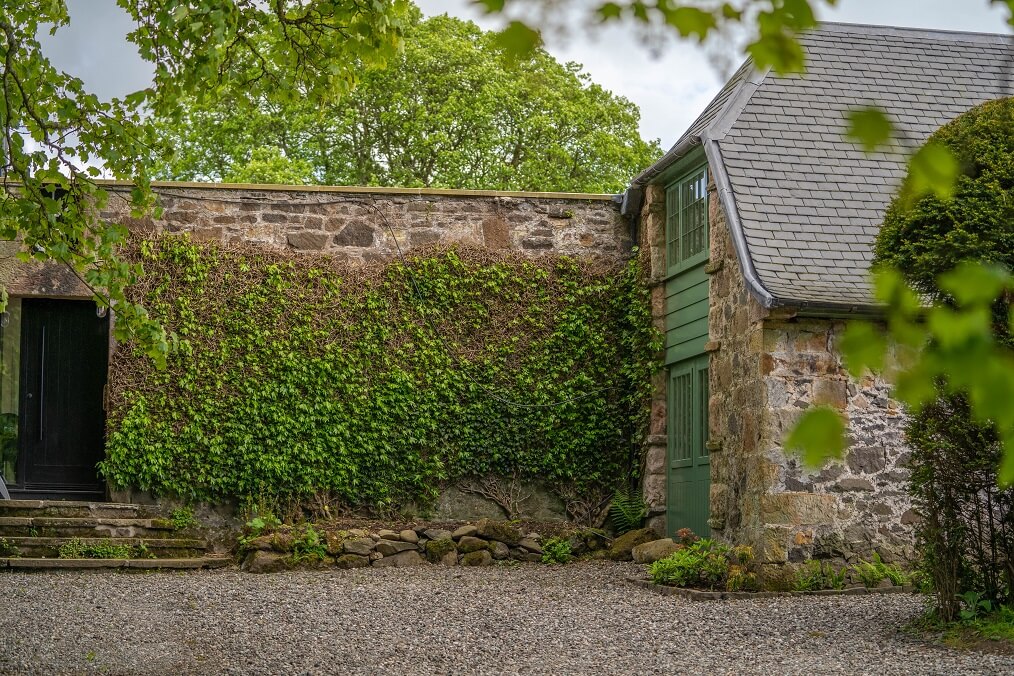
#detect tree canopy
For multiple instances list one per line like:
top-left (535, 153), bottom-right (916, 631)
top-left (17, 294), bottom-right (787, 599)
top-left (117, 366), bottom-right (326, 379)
top-left (1, 0), bottom-right (410, 363)
top-left (153, 12), bottom-right (661, 193)
top-left (875, 97), bottom-right (1014, 307)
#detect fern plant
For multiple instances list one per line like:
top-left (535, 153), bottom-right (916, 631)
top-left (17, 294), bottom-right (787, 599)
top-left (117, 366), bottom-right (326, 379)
top-left (609, 486), bottom-right (647, 535)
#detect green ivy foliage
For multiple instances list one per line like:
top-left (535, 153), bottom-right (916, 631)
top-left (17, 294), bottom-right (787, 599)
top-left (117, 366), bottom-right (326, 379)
top-left (875, 97), bottom-right (1014, 314)
top-left (101, 236), bottom-right (661, 512)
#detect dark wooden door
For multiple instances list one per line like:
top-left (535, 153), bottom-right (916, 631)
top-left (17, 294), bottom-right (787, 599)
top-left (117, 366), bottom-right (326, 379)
top-left (18, 299), bottom-right (109, 494)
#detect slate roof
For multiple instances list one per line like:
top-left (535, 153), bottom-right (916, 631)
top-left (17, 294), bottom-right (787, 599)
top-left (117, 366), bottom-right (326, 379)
top-left (633, 22), bottom-right (1013, 309)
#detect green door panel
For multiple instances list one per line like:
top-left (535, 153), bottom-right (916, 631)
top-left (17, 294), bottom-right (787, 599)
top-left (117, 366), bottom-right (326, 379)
top-left (664, 259), bottom-right (709, 366)
top-left (666, 353), bottom-right (711, 537)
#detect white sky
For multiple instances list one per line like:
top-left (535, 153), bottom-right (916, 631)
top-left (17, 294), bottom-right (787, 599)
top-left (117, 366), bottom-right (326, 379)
top-left (44, 0), bottom-right (1012, 150)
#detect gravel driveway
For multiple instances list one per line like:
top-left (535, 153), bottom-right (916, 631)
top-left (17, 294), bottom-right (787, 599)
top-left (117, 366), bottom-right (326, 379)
top-left (0, 561), bottom-right (1008, 675)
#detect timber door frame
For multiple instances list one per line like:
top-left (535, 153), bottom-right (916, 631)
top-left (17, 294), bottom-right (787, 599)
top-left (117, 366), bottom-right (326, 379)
top-left (9, 298), bottom-right (109, 498)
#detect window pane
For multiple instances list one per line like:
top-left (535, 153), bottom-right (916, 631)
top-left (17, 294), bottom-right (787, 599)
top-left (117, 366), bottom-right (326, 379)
top-left (672, 371), bottom-right (692, 462)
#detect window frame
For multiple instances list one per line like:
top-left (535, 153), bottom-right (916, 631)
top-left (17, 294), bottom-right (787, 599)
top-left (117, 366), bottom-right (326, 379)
top-left (664, 164), bottom-right (710, 276)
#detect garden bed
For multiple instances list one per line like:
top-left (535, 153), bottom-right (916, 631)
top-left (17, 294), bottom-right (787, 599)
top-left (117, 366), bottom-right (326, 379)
top-left (627, 576), bottom-right (917, 601)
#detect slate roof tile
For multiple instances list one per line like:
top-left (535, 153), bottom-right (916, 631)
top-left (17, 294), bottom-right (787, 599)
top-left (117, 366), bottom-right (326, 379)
top-left (688, 22), bottom-right (1012, 306)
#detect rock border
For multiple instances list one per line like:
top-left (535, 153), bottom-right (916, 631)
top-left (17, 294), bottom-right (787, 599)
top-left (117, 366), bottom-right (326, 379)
top-left (239, 520), bottom-right (611, 573)
top-left (627, 577), bottom-right (917, 601)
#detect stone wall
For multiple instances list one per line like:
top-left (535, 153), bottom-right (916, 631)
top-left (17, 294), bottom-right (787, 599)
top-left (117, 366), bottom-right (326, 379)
top-left (2, 183), bottom-right (626, 302)
top-left (97, 183), bottom-right (628, 262)
top-left (706, 180), bottom-right (770, 550)
top-left (239, 518), bottom-right (608, 573)
top-left (707, 194), bottom-right (914, 577)
top-left (637, 183), bottom-right (669, 533)
top-left (759, 319), bottom-right (915, 568)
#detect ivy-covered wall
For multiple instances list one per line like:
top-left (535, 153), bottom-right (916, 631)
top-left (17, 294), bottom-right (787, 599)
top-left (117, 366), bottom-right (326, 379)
top-left (102, 236), bottom-right (660, 517)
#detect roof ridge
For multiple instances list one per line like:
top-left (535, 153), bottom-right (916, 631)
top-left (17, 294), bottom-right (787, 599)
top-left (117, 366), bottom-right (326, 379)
top-left (815, 21), bottom-right (1012, 44)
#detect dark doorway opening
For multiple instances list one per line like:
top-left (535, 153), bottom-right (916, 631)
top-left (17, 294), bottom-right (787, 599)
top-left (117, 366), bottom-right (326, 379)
top-left (1, 299), bottom-right (109, 499)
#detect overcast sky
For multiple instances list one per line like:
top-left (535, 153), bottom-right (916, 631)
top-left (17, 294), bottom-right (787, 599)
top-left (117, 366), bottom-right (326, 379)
top-left (43, 1), bottom-right (1012, 150)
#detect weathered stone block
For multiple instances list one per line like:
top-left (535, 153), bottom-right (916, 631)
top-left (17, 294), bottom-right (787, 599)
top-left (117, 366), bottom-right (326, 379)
top-left (813, 378), bottom-right (848, 410)
top-left (456, 536), bottom-right (490, 553)
top-left (375, 539), bottom-right (416, 556)
top-left (372, 550), bottom-right (426, 568)
top-left (425, 538), bottom-right (457, 563)
top-left (335, 554), bottom-right (370, 569)
top-left (475, 520), bottom-right (522, 546)
top-left (451, 524), bottom-right (478, 540)
top-left (241, 550), bottom-right (288, 573)
top-left (833, 478), bottom-right (875, 492)
top-left (632, 538), bottom-right (681, 564)
top-left (333, 222), bottom-right (376, 247)
top-left (846, 446), bottom-right (887, 474)
top-left (286, 231), bottom-right (329, 250)
top-left (645, 444), bottom-right (667, 475)
top-left (760, 493), bottom-right (838, 526)
top-left (759, 526), bottom-right (790, 564)
top-left (608, 527), bottom-right (660, 561)
top-left (460, 550), bottom-right (494, 566)
top-left (642, 473), bottom-right (666, 509)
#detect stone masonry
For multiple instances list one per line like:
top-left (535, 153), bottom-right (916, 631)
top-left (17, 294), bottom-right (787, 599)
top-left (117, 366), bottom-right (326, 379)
top-left (97, 182), bottom-right (629, 262)
top-left (640, 174), bottom-right (915, 580)
top-left (636, 183), bottom-right (669, 534)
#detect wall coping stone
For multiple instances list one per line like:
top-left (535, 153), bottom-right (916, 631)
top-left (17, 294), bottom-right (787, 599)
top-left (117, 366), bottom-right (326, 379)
top-left (93, 179), bottom-right (619, 201)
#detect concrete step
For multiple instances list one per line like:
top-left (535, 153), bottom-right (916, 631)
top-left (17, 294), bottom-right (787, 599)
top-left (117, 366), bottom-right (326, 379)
top-left (0, 555), bottom-right (232, 570)
top-left (0, 536), bottom-right (207, 559)
top-left (0, 499), bottom-right (151, 519)
top-left (0, 516), bottom-right (176, 538)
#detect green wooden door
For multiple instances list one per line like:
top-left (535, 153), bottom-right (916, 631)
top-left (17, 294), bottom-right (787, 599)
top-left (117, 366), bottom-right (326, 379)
top-left (667, 354), bottom-right (710, 537)
top-left (662, 158), bottom-right (711, 538)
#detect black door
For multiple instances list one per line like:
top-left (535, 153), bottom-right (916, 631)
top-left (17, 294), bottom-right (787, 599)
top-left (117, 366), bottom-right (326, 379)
top-left (17, 299), bottom-right (109, 495)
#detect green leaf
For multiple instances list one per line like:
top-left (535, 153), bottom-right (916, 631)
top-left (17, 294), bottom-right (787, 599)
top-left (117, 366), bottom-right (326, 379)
top-left (785, 406), bottom-right (846, 467)
top-left (597, 2), bottom-right (623, 21)
top-left (840, 321), bottom-right (886, 377)
top-left (472, 0), bottom-right (506, 12)
top-left (938, 262), bottom-right (1011, 308)
top-left (661, 7), bottom-right (717, 41)
top-left (906, 141), bottom-right (959, 202)
top-left (846, 106), bottom-right (894, 153)
top-left (493, 21), bottom-right (542, 58)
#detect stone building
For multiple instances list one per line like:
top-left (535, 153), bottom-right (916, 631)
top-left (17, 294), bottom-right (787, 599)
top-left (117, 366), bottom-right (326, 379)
top-left (624, 23), bottom-right (1010, 571)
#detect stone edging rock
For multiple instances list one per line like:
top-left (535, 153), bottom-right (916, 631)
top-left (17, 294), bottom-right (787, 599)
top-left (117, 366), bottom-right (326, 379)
top-left (240, 520), bottom-right (562, 573)
top-left (626, 578), bottom-right (917, 601)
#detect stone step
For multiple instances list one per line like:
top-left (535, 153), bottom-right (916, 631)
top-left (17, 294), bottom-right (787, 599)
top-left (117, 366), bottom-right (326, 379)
top-left (0, 516), bottom-right (176, 538)
top-left (0, 499), bottom-right (152, 519)
top-left (0, 536), bottom-right (207, 559)
top-left (0, 555), bottom-right (232, 571)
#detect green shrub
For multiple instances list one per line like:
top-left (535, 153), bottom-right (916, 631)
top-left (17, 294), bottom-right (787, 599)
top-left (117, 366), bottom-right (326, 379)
top-left (648, 539), bottom-right (732, 590)
top-left (101, 238), bottom-right (660, 513)
top-left (58, 538), bottom-right (139, 559)
top-left (541, 537), bottom-right (573, 564)
top-left (852, 553), bottom-right (909, 588)
top-left (291, 524), bottom-right (328, 563)
top-left (792, 560), bottom-right (846, 592)
top-left (0, 537), bottom-right (20, 558)
top-left (609, 485), bottom-right (647, 535)
top-left (873, 97), bottom-right (1014, 622)
top-left (170, 507), bottom-right (198, 531)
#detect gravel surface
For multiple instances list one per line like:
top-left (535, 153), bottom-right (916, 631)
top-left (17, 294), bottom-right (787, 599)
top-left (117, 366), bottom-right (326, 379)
top-left (0, 561), bottom-right (1008, 675)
